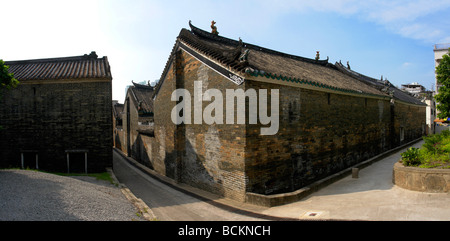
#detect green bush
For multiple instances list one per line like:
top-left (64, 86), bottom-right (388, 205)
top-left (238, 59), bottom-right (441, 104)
top-left (401, 147), bottom-right (421, 166)
top-left (401, 130), bottom-right (450, 168)
top-left (422, 130), bottom-right (450, 153)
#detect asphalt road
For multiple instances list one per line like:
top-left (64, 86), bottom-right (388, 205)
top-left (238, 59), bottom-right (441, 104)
top-left (112, 150), bottom-right (265, 221)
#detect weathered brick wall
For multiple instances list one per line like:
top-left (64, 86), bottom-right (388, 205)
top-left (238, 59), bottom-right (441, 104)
top-left (392, 102), bottom-right (426, 146)
top-left (134, 49), bottom-right (247, 201)
top-left (244, 80), bottom-right (413, 195)
top-left (0, 80), bottom-right (112, 172)
top-left (122, 92), bottom-right (141, 158)
top-left (174, 50), bottom-right (247, 201)
top-left (114, 128), bottom-right (125, 152)
top-left (135, 134), bottom-right (154, 169)
top-left (151, 53), bottom-right (178, 179)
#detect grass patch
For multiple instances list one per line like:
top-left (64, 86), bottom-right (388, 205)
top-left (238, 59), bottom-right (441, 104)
top-left (401, 130), bottom-right (450, 169)
top-left (21, 169), bottom-right (115, 184)
top-left (1, 168), bottom-right (115, 184)
top-left (53, 172), bottom-right (114, 183)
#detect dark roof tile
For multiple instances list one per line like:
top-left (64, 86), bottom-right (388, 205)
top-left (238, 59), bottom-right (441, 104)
top-left (113, 103), bottom-right (124, 119)
top-left (154, 21), bottom-right (425, 106)
top-left (335, 62), bottom-right (426, 106)
top-left (127, 81), bottom-right (154, 115)
top-left (5, 51), bottom-right (112, 81)
top-left (176, 22), bottom-right (388, 97)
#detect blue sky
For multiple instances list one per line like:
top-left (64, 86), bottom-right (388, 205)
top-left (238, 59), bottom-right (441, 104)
top-left (2, 0), bottom-right (450, 102)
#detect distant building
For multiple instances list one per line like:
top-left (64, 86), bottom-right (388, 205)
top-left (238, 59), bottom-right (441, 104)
top-left (125, 80), bottom-right (158, 97)
top-left (119, 81), bottom-right (154, 167)
top-left (113, 100), bottom-right (124, 150)
top-left (0, 52), bottom-right (113, 173)
top-left (401, 82), bottom-right (426, 95)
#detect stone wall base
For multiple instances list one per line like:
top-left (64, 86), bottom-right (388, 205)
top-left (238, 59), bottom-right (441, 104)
top-left (393, 162), bottom-right (450, 193)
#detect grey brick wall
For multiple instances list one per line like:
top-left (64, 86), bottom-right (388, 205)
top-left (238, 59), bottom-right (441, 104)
top-left (0, 80), bottom-right (112, 173)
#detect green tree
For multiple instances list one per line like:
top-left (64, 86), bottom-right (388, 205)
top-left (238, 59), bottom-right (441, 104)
top-left (0, 59), bottom-right (19, 97)
top-left (435, 48), bottom-right (450, 119)
top-left (0, 59), bottom-right (19, 129)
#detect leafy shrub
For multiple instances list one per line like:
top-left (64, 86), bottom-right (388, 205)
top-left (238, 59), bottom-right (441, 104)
top-left (401, 130), bottom-right (450, 168)
top-left (401, 147), bottom-right (421, 166)
top-left (423, 132), bottom-right (444, 153)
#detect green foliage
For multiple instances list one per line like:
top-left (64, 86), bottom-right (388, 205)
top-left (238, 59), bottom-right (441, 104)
top-left (401, 147), bottom-right (421, 166)
top-left (0, 59), bottom-right (19, 129)
top-left (0, 59), bottom-right (19, 95)
top-left (401, 130), bottom-right (450, 168)
top-left (435, 49), bottom-right (450, 119)
top-left (423, 130), bottom-right (450, 153)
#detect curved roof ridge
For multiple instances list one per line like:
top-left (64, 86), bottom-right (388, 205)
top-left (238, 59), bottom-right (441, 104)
top-left (128, 81), bottom-right (154, 115)
top-left (334, 61), bottom-right (425, 106)
top-left (188, 21), bottom-right (329, 66)
top-left (4, 52), bottom-right (112, 81)
top-left (132, 80), bottom-right (154, 90)
top-left (5, 51), bottom-right (101, 65)
top-left (153, 22), bottom-right (394, 99)
top-left (335, 61), bottom-right (387, 86)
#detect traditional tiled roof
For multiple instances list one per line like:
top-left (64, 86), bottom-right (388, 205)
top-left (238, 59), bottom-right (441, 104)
top-left (127, 81), bottom-right (154, 116)
top-left (4, 51), bottom-right (112, 81)
top-left (334, 62), bottom-right (426, 106)
top-left (169, 21), bottom-right (389, 98)
top-left (113, 103), bottom-right (124, 120)
top-left (154, 22), bottom-right (428, 105)
top-left (183, 21), bottom-right (331, 73)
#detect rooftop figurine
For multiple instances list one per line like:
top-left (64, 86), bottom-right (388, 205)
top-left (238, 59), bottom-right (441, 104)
top-left (211, 20), bottom-right (219, 35)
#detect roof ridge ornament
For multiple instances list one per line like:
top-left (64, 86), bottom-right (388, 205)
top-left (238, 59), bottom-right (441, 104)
top-left (132, 80), bottom-right (154, 89)
top-left (83, 51), bottom-right (98, 59)
top-left (239, 49), bottom-right (250, 63)
top-left (211, 20), bottom-right (219, 35)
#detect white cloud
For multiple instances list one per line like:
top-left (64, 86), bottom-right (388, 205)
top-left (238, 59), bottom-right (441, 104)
top-left (395, 23), bottom-right (442, 43)
top-left (402, 62), bottom-right (413, 68)
top-left (364, 0), bottom-right (447, 23)
top-left (259, 0), bottom-right (450, 44)
top-left (362, 0), bottom-right (450, 43)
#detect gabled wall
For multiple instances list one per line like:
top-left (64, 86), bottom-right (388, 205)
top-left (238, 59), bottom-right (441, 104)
top-left (151, 51), bottom-right (178, 179)
top-left (122, 89), bottom-right (142, 158)
top-left (143, 49), bottom-right (248, 201)
top-left (174, 49), bottom-right (247, 201)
